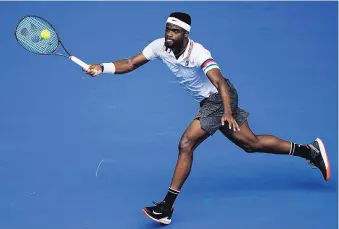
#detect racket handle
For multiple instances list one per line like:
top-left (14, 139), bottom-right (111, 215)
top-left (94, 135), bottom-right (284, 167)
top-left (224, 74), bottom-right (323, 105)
top-left (69, 56), bottom-right (89, 70)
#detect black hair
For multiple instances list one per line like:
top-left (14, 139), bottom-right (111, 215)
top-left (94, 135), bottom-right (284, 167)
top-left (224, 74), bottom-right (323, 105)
top-left (169, 12), bottom-right (191, 26)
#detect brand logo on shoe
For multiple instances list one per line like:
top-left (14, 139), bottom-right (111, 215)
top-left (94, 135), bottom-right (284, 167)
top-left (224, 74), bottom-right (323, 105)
top-left (153, 210), bottom-right (163, 215)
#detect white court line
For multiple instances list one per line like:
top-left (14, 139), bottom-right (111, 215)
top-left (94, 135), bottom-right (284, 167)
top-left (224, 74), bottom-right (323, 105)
top-left (95, 159), bottom-right (114, 177)
top-left (96, 159), bottom-right (104, 177)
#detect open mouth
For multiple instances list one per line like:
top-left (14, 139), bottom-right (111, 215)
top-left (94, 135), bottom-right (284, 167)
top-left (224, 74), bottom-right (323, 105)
top-left (166, 39), bottom-right (174, 43)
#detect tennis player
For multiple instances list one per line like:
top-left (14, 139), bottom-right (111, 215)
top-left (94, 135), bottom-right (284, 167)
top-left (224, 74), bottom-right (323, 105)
top-left (84, 12), bottom-right (331, 225)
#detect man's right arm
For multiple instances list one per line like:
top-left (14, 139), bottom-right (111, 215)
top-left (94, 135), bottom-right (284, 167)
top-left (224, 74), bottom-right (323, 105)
top-left (84, 52), bottom-right (150, 77)
top-left (110, 52), bottom-right (150, 74)
top-left (84, 38), bottom-right (163, 77)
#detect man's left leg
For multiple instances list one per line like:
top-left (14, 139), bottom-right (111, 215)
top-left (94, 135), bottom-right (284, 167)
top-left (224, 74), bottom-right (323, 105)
top-left (219, 120), bottom-right (331, 181)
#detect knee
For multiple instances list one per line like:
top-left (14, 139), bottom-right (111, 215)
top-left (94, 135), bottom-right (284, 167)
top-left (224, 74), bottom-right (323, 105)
top-left (241, 137), bottom-right (261, 153)
top-left (178, 135), bottom-right (194, 155)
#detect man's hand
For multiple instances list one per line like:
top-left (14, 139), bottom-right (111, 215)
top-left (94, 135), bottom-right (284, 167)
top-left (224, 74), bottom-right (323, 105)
top-left (221, 113), bottom-right (240, 131)
top-left (83, 64), bottom-right (102, 77)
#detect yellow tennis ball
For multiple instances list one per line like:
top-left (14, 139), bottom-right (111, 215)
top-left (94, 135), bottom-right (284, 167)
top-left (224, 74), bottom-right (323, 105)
top-left (40, 29), bottom-right (51, 40)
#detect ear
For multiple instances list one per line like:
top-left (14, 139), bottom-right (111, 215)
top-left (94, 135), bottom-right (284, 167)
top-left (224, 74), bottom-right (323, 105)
top-left (184, 32), bottom-right (189, 38)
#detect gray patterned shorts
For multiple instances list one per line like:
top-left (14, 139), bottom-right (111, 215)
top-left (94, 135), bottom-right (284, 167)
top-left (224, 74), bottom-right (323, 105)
top-left (195, 78), bottom-right (249, 135)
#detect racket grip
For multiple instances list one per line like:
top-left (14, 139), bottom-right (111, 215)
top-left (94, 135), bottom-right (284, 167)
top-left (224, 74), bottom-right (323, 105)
top-left (69, 56), bottom-right (89, 70)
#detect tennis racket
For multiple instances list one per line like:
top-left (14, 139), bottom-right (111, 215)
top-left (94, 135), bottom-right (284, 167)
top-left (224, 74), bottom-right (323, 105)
top-left (14, 15), bottom-right (89, 70)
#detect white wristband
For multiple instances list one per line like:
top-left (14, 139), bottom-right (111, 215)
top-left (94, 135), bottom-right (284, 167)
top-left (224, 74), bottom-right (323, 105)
top-left (101, 62), bottom-right (116, 74)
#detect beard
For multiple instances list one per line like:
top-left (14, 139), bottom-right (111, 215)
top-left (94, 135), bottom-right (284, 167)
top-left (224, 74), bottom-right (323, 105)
top-left (164, 37), bottom-right (184, 49)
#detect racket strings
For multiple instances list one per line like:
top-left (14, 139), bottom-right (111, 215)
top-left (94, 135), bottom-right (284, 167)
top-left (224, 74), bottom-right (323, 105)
top-left (15, 16), bottom-right (59, 55)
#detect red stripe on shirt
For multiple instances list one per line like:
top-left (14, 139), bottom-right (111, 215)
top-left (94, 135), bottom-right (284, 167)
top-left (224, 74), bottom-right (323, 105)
top-left (201, 59), bottom-right (216, 69)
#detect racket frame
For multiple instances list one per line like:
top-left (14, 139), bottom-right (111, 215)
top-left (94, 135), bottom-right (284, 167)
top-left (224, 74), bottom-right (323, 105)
top-left (14, 15), bottom-right (89, 70)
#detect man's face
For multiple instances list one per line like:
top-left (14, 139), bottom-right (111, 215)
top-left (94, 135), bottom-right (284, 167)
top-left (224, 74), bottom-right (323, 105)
top-left (165, 23), bottom-right (187, 48)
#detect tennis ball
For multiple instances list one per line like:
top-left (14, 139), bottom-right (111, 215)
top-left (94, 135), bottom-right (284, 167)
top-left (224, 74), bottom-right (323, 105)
top-left (40, 29), bottom-right (51, 40)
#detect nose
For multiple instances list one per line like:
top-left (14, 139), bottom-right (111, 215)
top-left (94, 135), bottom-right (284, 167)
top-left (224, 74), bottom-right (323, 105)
top-left (166, 30), bottom-right (174, 39)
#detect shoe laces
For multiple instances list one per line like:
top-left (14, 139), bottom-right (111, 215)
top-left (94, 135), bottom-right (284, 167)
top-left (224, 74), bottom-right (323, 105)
top-left (307, 143), bottom-right (320, 166)
top-left (152, 201), bottom-right (164, 205)
top-left (308, 143), bottom-right (320, 159)
top-left (152, 201), bottom-right (171, 211)
top-left (152, 201), bottom-right (166, 208)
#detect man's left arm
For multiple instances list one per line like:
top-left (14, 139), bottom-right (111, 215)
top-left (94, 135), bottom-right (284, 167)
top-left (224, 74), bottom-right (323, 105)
top-left (196, 45), bottom-right (240, 131)
top-left (205, 68), bottom-right (240, 131)
top-left (205, 68), bottom-right (232, 115)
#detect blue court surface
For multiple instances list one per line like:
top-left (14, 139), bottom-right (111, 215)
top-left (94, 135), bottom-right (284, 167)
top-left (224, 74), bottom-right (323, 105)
top-left (1, 1), bottom-right (338, 229)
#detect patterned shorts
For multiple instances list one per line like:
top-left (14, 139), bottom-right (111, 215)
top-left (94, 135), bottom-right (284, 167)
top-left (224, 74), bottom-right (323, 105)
top-left (195, 78), bottom-right (249, 135)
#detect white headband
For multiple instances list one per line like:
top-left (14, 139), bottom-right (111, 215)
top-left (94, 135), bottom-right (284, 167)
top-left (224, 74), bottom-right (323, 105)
top-left (166, 17), bottom-right (191, 32)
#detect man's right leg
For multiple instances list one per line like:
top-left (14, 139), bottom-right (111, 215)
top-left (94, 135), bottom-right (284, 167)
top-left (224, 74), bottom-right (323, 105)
top-left (142, 118), bottom-right (210, 225)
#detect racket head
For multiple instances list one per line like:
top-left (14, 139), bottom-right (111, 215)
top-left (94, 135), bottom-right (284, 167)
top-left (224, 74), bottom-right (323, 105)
top-left (14, 15), bottom-right (61, 56)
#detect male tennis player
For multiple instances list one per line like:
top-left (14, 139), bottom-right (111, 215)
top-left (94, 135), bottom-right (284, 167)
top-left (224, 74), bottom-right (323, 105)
top-left (84, 12), bottom-right (331, 225)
